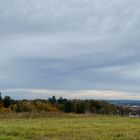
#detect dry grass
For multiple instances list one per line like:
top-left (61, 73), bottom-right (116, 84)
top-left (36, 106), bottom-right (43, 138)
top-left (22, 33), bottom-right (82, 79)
top-left (0, 113), bottom-right (139, 140)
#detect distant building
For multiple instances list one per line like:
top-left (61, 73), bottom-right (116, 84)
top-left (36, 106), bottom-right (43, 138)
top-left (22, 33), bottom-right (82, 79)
top-left (130, 105), bottom-right (140, 117)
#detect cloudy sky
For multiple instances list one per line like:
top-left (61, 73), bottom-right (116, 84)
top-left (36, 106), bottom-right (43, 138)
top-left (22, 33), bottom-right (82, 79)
top-left (0, 0), bottom-right (140, 99)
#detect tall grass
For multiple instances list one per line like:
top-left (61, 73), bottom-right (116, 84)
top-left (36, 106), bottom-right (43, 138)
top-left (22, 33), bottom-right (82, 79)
top-left (0, 114), bottom-right (139, 140)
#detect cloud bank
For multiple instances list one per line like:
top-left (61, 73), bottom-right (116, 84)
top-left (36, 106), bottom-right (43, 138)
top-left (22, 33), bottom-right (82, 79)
top-left (1, 88), bottom-right (139, 100)
top-left (0, 0), bottom-right (140, 99)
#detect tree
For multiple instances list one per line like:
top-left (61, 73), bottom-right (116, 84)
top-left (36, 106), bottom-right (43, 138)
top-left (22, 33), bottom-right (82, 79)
top-left (3, 96), bottom-right (12, 108)
top-left (0, 92), bottom-right (2, 103)
top-left (48, 96), bottom-right (57, 104)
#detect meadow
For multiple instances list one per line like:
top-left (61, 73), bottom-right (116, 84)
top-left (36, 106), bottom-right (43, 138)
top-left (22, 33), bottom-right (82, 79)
top-left (0, 113), bottom-right (140, 140)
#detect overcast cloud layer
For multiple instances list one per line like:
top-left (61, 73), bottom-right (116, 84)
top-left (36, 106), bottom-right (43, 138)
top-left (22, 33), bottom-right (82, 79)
top-left (0, 0), bottom-right (140, 99)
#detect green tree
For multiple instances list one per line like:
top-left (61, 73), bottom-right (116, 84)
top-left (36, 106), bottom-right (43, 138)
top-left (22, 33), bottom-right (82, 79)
top-left (3, 96), bottom-right (12, 108)
top-left (0, 92), bottom-right (2, 103)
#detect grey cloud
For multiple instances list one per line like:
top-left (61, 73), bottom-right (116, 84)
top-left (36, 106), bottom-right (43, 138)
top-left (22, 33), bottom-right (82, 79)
top-left (0, 0), bottom-right (140, 34)
top-left (0, 0), bottom-right (140, 99)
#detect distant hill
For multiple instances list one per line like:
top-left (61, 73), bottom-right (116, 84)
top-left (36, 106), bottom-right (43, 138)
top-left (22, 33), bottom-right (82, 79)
top-left (107, 100), bottom-right (140, 106)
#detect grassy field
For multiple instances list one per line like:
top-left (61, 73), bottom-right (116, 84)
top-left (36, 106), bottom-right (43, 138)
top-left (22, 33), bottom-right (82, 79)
top-left (0, 113), bottom-right (140, 140)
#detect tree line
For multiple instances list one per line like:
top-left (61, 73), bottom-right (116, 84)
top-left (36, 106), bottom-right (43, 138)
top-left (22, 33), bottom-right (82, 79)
top-left (0, 93), bottom-right (131, 116)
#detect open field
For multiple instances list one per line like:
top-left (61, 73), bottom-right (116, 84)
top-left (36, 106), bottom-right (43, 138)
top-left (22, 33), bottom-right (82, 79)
top-left (0, 114), bottom-right (140, 140)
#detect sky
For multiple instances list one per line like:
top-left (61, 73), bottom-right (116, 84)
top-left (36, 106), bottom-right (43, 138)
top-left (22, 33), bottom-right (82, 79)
top-left (0, 0), bottom-right (140, 99)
